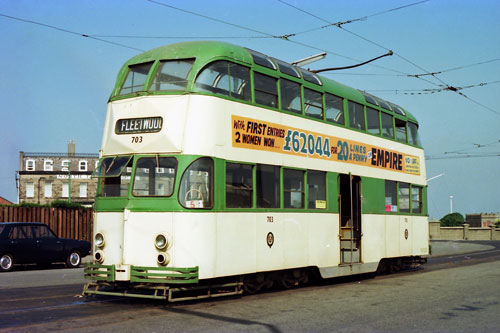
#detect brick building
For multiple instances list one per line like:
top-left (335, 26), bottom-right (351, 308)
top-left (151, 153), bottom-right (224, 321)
top-left (17, 141), bottom-right (99, 206)
top-left (465, 213), bottom-right (499, 228)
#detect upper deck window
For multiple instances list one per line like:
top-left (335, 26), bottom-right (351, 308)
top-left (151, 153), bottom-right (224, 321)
top-left (254, 72), bottom-right (278, 108)
top-left (304, 88), bottom-right (323, 119)
top-left (378, 99), bottom-right (392, 111)
top-left (408, 122), bottom-right (421, 146)
top-left (298, 68), bottom-right (322, 85)
top-left (273, 58), bottom-right (300, 78)
top-left (348, 101), bottom-right (365, 131)
top-left (395, 118), bottom-right (407, 143)
top-left (280, 79), bottom-right (301, 114)
top-left (389, 102), bottom-right (406, 116)
top-left (362, 92), bottom-right (379, 106)
top-left (119, 62), bottom-right (154, 95)
top-left (366, 107), bottom-right (380, 135)
top-left (150, 59), bottom-right (194, 91)
top-left (195, 61), bottom-right (251, 102)
top-left (325, 94), bottom-right (344, 125)
top-left (246, 48), bottom-right (276, 70)
top-left (381, 112), bottom-right (394, 139)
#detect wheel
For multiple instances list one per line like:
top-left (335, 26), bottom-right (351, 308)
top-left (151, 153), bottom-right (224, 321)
top-left (65, 250), bottom-right (81, 268)
top-left (0, 254), bottom-right (14, 272)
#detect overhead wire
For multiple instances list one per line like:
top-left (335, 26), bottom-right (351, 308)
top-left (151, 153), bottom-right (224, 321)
top-left (425, 139), bottom-right (500, 160)
top-left (145, 0), bottom-right (425, 78)
top-left (0, 13), bottom-right (145, 52)
top-left (276, 0), bottom-right (500, 116)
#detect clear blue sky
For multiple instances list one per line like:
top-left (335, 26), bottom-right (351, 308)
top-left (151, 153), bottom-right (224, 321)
top-left (1, 0), bottom-right (499, 220)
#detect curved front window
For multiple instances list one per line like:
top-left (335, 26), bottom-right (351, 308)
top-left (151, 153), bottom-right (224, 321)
top-left (195, 61), bottom-right (251, 102)
top-left (132, 157), bottom-right (177, 197)
top-left (178, 157), bottom-right (213, 209)
top-left (150, 59), bottom-right (194, 91)
top-left (119, 62), bottom-right (154, 95)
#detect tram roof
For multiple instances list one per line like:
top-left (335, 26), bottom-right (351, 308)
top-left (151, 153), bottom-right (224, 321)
top-left (119, 41), bottom-right (418, 123)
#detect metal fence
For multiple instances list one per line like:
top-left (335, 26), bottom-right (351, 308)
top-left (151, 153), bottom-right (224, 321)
top-left (0, 206), bottom-right (93, 241)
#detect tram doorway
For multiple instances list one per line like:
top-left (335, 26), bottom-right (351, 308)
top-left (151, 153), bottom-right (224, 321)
top-left (339, 174), bottom-right (362, 264)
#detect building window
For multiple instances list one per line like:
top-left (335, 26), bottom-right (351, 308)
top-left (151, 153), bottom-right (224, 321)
top-left (44, 160), bottom-right (53, 171)
top-left (62, 183), bottom-right (69, 198)
top-left (26, 160), bottom-right (35, 171)
top-left (26, 182), bottom-right (34, 198)
top-left (44, 183), bottom-right (52, 198)
top-left (80, 183), bottom-right (87, 198)
top-left (61, 160), bottom-right (70, 172)
top-left (79, 160), bottom-right (88, 171)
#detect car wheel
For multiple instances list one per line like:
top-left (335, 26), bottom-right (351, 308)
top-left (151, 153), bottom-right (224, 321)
top-left (0, 254), bottom-right (14, 272)
top-left (65, 250), bottom-right (81, 268)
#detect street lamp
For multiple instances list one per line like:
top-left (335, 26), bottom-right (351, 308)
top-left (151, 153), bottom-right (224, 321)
top-left (449, 195), bottom-right (453, 214)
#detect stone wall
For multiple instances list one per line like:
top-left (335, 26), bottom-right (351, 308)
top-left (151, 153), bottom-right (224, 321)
top-left (429, 221), bottom-right (500, 240)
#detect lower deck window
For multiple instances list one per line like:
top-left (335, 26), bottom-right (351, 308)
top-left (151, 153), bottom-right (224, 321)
top-left (385, 180), bottom-right (423, 214)
top-left (385, 181), bottom-right (398, 212)
top-left (307, 170), bottom-right (326, 209)
top-left (283, 169), bottom-right (305, 209)
top-left (412, 186), bottom-right (423, 214)
top-left (226, 163), bottom-right (253, 208)
top-left (257, 165), bottom-right (280, 208)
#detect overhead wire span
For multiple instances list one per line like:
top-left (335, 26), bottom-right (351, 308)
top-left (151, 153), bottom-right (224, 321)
top-left (0, 13), bottom-right (145, 52)
top-left (276, 1), bottom-right (500, 116)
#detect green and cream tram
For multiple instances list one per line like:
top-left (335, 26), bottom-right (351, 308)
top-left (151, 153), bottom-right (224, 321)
top-left (84, 41), bottom-right (428, 301)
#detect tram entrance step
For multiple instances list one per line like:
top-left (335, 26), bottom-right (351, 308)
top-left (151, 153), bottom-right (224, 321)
top-left (341, 248), bottom-right (360, 263)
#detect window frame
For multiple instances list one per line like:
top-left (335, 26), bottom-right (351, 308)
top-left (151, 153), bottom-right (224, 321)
top-left (253, 71), bottom-right (278, 108)
top-left (225, 162), bottom-right (254, 209)
top-left (283, 168), bottom-right (305, 209)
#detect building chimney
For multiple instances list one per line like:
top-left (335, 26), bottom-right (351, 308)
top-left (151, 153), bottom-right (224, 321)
top-left (68, 140), bottom-right (75, 156)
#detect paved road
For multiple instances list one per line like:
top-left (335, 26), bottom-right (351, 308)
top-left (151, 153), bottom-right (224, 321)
top-left (1, 241), bottom-right (500, 332)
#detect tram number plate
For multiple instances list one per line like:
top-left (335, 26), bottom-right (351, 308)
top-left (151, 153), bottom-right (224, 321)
top-left (131, 136), bottom-right (143, 143)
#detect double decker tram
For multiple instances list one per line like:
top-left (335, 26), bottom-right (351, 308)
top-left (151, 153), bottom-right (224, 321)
top-left (84, 41), bottom-right (428, 301)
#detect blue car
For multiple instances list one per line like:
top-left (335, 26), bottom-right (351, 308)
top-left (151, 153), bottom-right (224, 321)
top-left (0, 222), bottom-right (91, 272)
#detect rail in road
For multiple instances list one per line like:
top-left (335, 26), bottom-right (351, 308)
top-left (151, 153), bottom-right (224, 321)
top-left (1, 241), bottom-right (500, 332)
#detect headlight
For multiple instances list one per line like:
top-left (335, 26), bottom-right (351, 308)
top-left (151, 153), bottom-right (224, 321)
top-left (157, 252), bottom-right (170, 266)
top-left (94, 250), bottom-right (104, 263)
top-left (155, 234), bottom-right (168, 250)
top-left (95, 232), bottom-right (105, 248)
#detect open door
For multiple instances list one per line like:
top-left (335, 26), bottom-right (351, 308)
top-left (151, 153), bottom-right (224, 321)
top-left (339, 174), bottom-right (362, 264)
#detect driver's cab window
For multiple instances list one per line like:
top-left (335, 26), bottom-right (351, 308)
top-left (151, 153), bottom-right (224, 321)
top-left (93, 155), bottom-right (133, 197)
